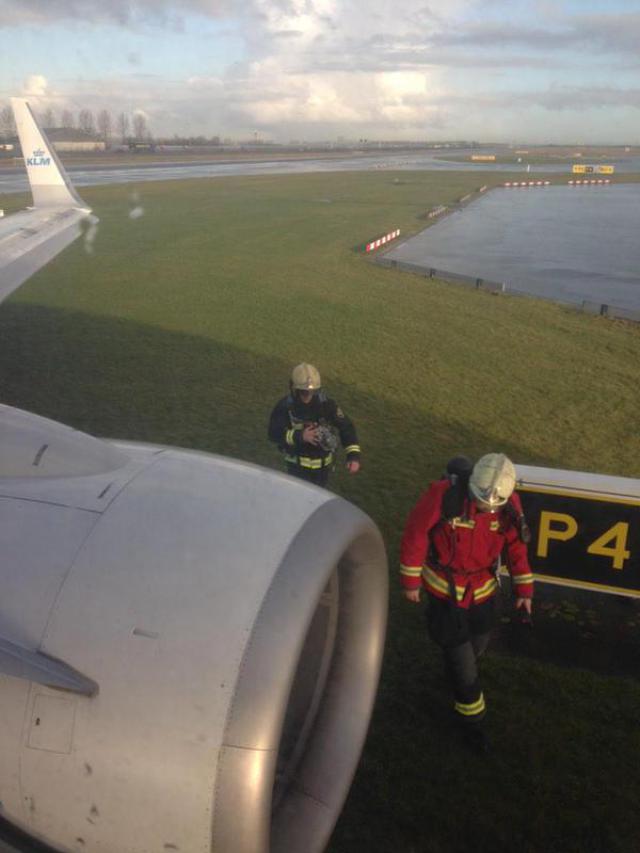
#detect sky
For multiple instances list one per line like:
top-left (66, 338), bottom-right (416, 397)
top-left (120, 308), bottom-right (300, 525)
top-left (0, 0), bottom-right (639, 143)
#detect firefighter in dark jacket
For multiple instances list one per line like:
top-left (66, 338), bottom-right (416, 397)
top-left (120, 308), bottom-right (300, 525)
top-left (400, 453), bottom-right (534, 752)
top-left (268, 363), bottom-right (361, 488)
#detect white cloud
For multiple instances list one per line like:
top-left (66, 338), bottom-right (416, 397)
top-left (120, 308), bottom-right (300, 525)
top-left (2, 1), bottom-right (639, 140)
top-left (23, 74), bottom-right (49, 96)
top-left (0, 0), bottom-right (234, 28)
top-left (378, 72), bottom-right (428, 100)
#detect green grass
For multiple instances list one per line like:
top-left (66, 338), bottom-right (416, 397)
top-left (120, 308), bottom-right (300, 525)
top-left (2, 169), bottom-right (640, 852)
top-left (435, 153), bottom-right (640, 168)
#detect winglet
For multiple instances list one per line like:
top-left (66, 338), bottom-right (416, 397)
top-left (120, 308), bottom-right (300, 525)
top-left (10, 97), bottom-right (89, 211)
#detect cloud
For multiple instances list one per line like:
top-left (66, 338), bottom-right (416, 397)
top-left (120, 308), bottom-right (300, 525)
top-left (0, 0), bottom-right (234, 28)
top-left (427, 84), bottom-right (640, 112)
top-left (431, 12), bottom-right (640, 56)
top-left (2, 1), bottom-right (639, 141)
top-left (23, 74), bottom-right (49, 96)
top-left (212, 55), bottom-right (447, 134)
top-left (576, 12), bottom-right (640, 55)
top-left (0, 0), bottom-right (470, 31)
top-left (527, 85), bottom-right (640, 111)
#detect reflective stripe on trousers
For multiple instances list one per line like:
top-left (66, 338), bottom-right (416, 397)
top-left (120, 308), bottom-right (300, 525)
top-left (285, 463), bottom-right (329, 488)
top-left (284, 453), bottom-right (333, 469)
top-left (445, 634), bottom-right (490, 722)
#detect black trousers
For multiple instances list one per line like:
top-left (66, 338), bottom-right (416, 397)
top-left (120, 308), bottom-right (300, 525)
top-left (426, 593), bottom-right (495, 723)
top-left (286, 463), bottom-right (330, 488)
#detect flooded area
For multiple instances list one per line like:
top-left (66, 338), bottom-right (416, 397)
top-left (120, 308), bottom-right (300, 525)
top-left (385, 184), bottom-right (640, 312)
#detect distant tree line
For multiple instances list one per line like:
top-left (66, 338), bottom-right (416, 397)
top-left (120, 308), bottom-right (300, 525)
top-left (0, 105), bottom-right (16, 139)
top-left (0, 102), bottom-right (151, 145)
top-left (0, 102), bottom-right (224, 148)
top-left (162, 135), bottom-right (221, 146)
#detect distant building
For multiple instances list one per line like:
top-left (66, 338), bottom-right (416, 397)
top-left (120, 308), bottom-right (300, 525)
top-left (128, 141), bottom-right (156, 152)
top-left (44, 128), bottom-right (106, 153)
top-left (0, 139), bottom-right (17, 159)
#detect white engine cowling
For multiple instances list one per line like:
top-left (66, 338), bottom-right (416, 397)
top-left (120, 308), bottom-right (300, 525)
top-left (0, 405), bottom-right (388, 852)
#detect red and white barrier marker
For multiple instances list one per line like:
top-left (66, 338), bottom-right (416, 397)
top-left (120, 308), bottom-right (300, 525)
top-left (365, 229), bottom-right (401, 253)
top-left (503, 181), bottom-right (551, 188)
top-left (569, 179), bottom-right (611, 186)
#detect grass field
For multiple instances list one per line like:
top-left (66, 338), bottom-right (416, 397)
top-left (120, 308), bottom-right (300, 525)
top-left (2, 169), bottom-right (640, 853)
top-left (434, 149), bottom-right (640, 166)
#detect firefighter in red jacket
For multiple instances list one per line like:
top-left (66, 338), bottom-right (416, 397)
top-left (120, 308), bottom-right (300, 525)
top-left (400, 453), bottom-right (534, 751)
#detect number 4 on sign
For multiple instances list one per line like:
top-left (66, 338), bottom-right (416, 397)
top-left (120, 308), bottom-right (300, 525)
top-left (586, 522), bottom-right (630, 570)
top-left (537, 512), bottom-right (631, 571)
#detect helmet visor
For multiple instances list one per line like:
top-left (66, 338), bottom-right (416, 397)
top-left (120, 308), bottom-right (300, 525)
top-left (472, 489), bottom-right (508, 513)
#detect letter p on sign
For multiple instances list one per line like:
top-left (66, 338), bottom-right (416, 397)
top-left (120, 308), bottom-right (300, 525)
top-left (537, 511), bottom-right (578, 557)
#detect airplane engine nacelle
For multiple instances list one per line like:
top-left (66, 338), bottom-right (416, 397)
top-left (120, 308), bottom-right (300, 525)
top-left (0, 405), bottom-right (388, 853)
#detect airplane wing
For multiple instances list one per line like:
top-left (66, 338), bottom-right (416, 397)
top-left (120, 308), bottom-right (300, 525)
top-left (0, 98), bottom-right (389, 853)
top-left (0, 98), bottom-right (96, 301)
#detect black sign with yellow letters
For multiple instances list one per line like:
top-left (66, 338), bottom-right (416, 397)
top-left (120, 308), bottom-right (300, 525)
top-left (517, 486), bottom-right (640, 598)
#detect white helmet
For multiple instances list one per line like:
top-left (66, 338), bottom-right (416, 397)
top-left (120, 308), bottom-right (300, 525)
top-left (469, 453), bottom-right (516, 512)
top-left (291, 363), bottom-right (321, 392)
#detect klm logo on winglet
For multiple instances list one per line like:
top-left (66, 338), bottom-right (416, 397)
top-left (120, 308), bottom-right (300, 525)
top-left (27, 147), bottom-right (51, 167)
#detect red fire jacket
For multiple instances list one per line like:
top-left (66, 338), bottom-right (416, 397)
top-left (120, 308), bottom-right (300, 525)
top-left (400, 480), bottom-right (534, 608)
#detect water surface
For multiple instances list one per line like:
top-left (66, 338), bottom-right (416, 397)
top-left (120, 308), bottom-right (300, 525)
top-left (385, 184), bottom-right (640, 311)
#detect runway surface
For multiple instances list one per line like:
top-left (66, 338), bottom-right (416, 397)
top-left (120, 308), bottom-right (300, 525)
top-left (3, 149), bottom-right (640, 194)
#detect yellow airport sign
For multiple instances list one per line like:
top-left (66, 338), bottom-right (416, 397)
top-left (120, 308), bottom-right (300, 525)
top-left (471, 154), bottom-right (496, 161)
top-left (516, 479), bottom-right (640, 598)
top-left (572, 164), bottom-right (615, 174)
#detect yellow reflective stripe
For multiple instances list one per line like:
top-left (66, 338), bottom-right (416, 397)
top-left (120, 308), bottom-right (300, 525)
top-left (300, 458), bottom-right (323, 469)
top-left (473, 578), bottom-right (498, 598)
top-left (400, 564), bottom-right (423, 578)
top-left (424, 567), bottom-right (500, 603)
top-left (284, 454), bottom-right (333, 469)
top-left (489, 519), bottom-right (500, 531)
top-left (423, 567), bottom-right (450, 595)
top-left (454, 693), bottom-right (486, 717)
top-left (473, 577), bottom-right (498, 597)
top-left (513, 573), bottom-right (535, 586)
top-left (423, 567), bottom-right (466, 601)
top-left (285, 429), bottom-right (296, 446)
top-left (473, 580), bottom-right (498, 602)
top-left (424, 569), bottom-right (461, 599)
top-left (344, 444), bottom-right (360, 454)
top-left (284, 454), bottom-right (320, 467)
top-left (451, 517), bottom-right (475, 529)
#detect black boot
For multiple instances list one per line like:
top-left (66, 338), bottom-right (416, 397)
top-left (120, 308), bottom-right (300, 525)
top-left (461, 723), bottom-right (490, 755)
